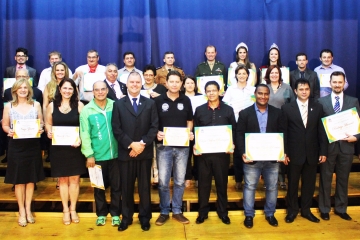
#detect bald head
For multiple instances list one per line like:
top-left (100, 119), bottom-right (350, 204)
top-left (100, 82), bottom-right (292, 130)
top-left (15, 69), bottom-right (30, 80)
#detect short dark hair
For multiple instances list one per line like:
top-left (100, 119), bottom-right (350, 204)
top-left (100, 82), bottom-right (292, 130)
top-left (205, 45), bottom-right (216, 53)
top-left (255, 84), bottom-right (270, 93)
top-left (264, 65), bottom-right (282, 84)
top-left (330, 71), bottom-right (345, 81)
top-left (163, 51), bottom-right (174, 59)
top-left (205, 81), bottom-right (220, 92)
top-left (49, 51), bottom-right (62, 59)
top-left (182, 75), bottom-right (198, 93)
top-left (320, 49), bottom-right (333, 58)
top-left (296, 52), bottom-right (307, 60)
top-left (143, 64), bottom-right (157, 76)
top-left (234, 65), bottom-right (250, 82)
top-left (123, 51), bottom-right (135, 59)
top-left (54, 78), bottom-right (79, 109)
top-left (15, 47), bottom-right (28, 56)
top-left (166, 70), bottom-right (182, 81)
top-left (294, 78), bottom-right (310, 90)
top-left (87, 49), bottom-right (99, 57)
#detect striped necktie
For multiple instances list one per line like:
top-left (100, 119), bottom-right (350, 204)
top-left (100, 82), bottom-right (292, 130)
top-left (334, 96), bottom-right (340, 113)
top-left (301, 104), bottom-right (308, 127)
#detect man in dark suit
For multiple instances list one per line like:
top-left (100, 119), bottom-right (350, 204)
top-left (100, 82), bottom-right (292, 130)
top-left (103, 63), bottom-right (127, 101)
top-left (290, 53), bottom-right (320, 100)
top-left (112, 72), bottom-right (158, 232)
top-left (282, 79), bottom-right (328, 223)
top-left (236, 84), bottom-right (284, 228)
top-left (4, 47), bottom-right (38, 87)
top-left (318, 71), bottom-right (360, 221)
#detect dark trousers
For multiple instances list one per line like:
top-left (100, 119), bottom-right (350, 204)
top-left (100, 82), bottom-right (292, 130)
top-left (94, 159), bottom-right (121, 217)
top-left (319, 144), bottom-right (353, 213)
top-left (185, 140), bottom-right (198, 180)
top-left (119, 158), bottom-right (152, 224)
top-left (233, 150), bottom-right (243, 183)
top-left (198, 153), bottom-right (229, 217)
top-left (287, 160), bottom-right (317, 215)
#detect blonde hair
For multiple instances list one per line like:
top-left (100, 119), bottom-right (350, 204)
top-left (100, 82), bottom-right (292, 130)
top-left (11, 78), bottom-right (34, 106)
top-left (46, 61), bottom-right (70, 101)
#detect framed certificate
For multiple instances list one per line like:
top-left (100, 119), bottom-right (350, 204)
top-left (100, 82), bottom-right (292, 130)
top-left (83, 73), bottom-right (104, 92)
top-left (321, 107), bottom-right (360, 143)
top-left (227, 68), bottom-right (256, 88)
top-left (3, 78), bottom-right (33, 94)
top-left (319, 73), bottom-right (331, 88)
top-left (261, 67), bottom-right (290, 84)
top-left (196, 75), bottom-right (224, 95)
top-left (194, 125), bottom-right (233, 154)
top-left (163, 127), bottom-right (190, 147)
top-left (88, 165), bottom-right (105, 190)
top-left (245, 133), bottom-right (284, 161)
top-left (52, 126), bottom-right (80, 146)
top-left (189, 95), bottom-right (208, 114)
top-left (13, 119), bottom-right (41, 139)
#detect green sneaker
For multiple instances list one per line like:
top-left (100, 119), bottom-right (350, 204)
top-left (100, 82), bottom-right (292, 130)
top-left (96, 216), bottom-right (106, 226)
top-left (111, 216), bottom-right (121, 226)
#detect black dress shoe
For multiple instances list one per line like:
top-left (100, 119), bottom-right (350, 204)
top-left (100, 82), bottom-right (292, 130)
top-left (196, 216), bottom-right (208, 224)
top-left (301, 213), bottom-right (320, 223)
top-left (219, 215), bottom-right (230, 225)
top-left (265, 216), bottom-right (278, 226)
top-left (1, 157), bottom-right (7, 163)
top-left (244, 216), bottom-right (253, 228)
top-left (320, 212), bottom-right (329, 220)
top-left (118, 222), bottom-right (130, 231)
top-left (334, 211), bottom-right (352, 221)
top-left (285, 213), bottom-right (297, 223)
top-left (141, 222), bottom-right (150, 231)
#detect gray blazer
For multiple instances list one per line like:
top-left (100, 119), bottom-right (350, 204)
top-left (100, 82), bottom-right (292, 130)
top-left (4, 65), bottom-right (38, 87)
top-left (290, 68), bottom-right (320, 100)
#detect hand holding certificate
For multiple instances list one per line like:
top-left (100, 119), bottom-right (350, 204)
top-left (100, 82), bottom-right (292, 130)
top-left (88, 165), bottom-right (105, 190)
top-left (163, 127), bottom-right (190, 146)
top-left (13, 119), bottom-right (41, 139)
top-left (194, 125), bottom-right (233, 154)
top-left (52, 126), bottom-right (80, 146)
top-left (245, 133), bottom-right (284, 161)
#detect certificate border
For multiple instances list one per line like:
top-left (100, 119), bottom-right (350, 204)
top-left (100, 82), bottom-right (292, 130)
top-left (13, 119), bottom-right (41, 139)
top-left (52, 126), bottom-right (80, 145)
top-left (194, 125), bottom-right (233, 154)
top-left (245, 133), bottom-right (284, 161)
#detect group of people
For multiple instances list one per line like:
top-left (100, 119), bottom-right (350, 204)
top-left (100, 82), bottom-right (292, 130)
top-left (1, 43), bottom-right (358, 232)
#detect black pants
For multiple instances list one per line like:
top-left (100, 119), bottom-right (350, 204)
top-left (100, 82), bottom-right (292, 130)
top-left (185, 140), bottom-right (198, 180)
top-left (94, 159), bottom-right (121, 217)
top-left (198, 153), bottom-right (229, 217)
top-left (119, 159), bottom-right (152, 224)
top-left (233, 150), bottom-right (243, 183)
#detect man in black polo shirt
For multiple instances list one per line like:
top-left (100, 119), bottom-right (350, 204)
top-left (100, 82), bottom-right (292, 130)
top-left (154, 71), bottom-right (194, 226)
top-left (193, 81), bottom-right (236, 225)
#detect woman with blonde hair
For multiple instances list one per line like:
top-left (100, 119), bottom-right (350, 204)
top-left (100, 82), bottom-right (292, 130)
top-left (2, 78), bottom-right (44, 227)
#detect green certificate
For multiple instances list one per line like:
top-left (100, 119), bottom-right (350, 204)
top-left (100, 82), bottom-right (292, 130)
top-left (163, 127), bottom-right (190, 147)
top-left (196, 75), bottom-right (224, 95)
top-left (194, 125), bottom-right (233, 154)
top-left (245, 133), bottom-right (284, 161)
top-left (321, 107), bottom-right (360, 143)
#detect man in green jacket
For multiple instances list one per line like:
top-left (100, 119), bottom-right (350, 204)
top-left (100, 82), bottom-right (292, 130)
top-left (80, 81), bottom-right (120, 227)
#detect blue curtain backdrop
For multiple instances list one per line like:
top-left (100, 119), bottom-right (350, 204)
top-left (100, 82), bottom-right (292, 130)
top-left (1, 0), bottom-right (359, 97)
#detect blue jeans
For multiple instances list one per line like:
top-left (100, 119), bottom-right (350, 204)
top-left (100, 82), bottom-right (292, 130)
top-left (156, 144), bottom-right (189, 214)
top-left (243, 161), bottom-right (279, 217)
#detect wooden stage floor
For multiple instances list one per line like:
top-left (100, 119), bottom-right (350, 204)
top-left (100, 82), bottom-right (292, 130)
top-left (1, 207), bottom-right (360, 240)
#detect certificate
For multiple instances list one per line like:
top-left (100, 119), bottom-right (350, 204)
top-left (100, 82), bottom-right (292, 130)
top-left (119, 73), bottom-right (129, 84)
top-left (83, 73), bottom-right (104, 92)
top-left (245, 133), bottom-right (284, 161)
top-left (13, 119), bottom-right (41, 139)
top-left (261, 67), bottom-right (290, 84)
top-left (196, 75), bottom-right (224, 95)
top-left (319, 73), bottom-right (331, 88)
top-left (52, 126), bottom-right (80, 146)
top-left (88, 165), bottom-right (105, 190)
top-left (194, 125), bottom-right (233, 154)
top-left (3, 78), bottom-right (33, 94)
top-left (189, 95), bottom-right (208, 114)
top-left (227, 68), bottom-right (256, 88)
top-left (163, 127), bottom-right (190, 146)
top-left (140, 89), bottom-right (152, 98)
top-left (321, 107), bottom-right (360, 143)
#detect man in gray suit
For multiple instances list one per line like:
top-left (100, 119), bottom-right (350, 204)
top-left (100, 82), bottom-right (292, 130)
top-left (4, 47), bottom-right (37, 86)
top-left (318, 71), bottom-right (360, 221)
top-left (290, 53), bottom-right (320, 100)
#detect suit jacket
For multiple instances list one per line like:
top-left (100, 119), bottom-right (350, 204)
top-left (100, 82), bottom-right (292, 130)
top-left (104, 80), bottom-right (127, 101)
top-left (290, 68), bottom-right (320, 100)
top-left (4, 65), bottom-right (38, 87)
top-left (3, 86), bottom-right (43, 107)
top-left (236, 104), bottom-right (283, 163)
top-left (318, 94), bottom-right (360, 154)
top-left (112, 95), bottom-right (158, 161)
top-left (282, 100), bottom-right (328, 165)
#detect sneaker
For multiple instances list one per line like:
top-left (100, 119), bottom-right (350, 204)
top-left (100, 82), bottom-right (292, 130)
top-left (155, 214), bottom-right (169, 226)
top-left (111, 216), bottom-right (121, 226)
top-left (96, 216), bottom-right (106, 226)
top-left (172, 213), bottom-right (190, 224)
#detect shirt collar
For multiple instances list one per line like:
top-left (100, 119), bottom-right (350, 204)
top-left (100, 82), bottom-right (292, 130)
top-left (296, 98), bottom-right (309, 107)
top-left (106, 79), bottom-right (117, 86)
top-left (331, 91), bottom-right (344, 100)
top-left (254, 103), bottom-right (268, 112)
top-left (207, 101), bottom-right (221, 110)
top-left (16, 64), bottom-right (26, 70)
top-left (320, 63), bottom-right (334, 69)
top-left (128, 92), bottom-right (140, 102)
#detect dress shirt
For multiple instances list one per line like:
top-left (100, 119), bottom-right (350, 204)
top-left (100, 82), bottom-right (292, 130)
top-left (296, 98), bottom-right (309, 127)
top-left (38, 66), bottom-right (73, 92)
top-left (254, 104), bottom-right (268, 133)
top-left (128, 92), bottom-right (140, 106)
top-left (314, 63), bottom-right (348, 97)
top-left (331, 91), bottom-right (344, 111)
top-left (16, 64), bottom-right (26, 71)
top-left (118, 67), bottom-right (145, 85)
top-left (75, 64), bottom-right (106, 102)
top-left (105, 79), bottom-right (123, 99)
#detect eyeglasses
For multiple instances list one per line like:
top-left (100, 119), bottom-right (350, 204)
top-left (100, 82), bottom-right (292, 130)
top-left (16, 55), bottom-right (27, 58)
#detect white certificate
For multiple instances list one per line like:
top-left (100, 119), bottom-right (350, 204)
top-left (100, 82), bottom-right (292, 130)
top-left (119, 73), bottom-right (129, 84)
top-left (261, 67), bottom-right (290, 84)
top-left (194, 125), bottom-right (233, 154)
top-left (3, 78), bottom-right (33, 94)
top-left (196, 75), bottom-right (224, 95)
top-left (88, 165), bottom-right (105, 190)
top-left (321, 107), bottom-right (360, 143)
top-left (227, 68), bottom-right (256, 88)
top-left (140, 89), bottom-right (152, 98)
top-left (13, 119), bottom-right (41, 139)
top-left (83, 73), bottom-right (104, 92)
top-left (52, 126), bottom-right (80, 146)
top-left (319, 73), bottom-right (331, 88)
top-left (245, 133), bottom-right (284, 161)
top-left (163, 127), bottom-right (190, 147)
top-left (189, 95), bottom-right (208, 114)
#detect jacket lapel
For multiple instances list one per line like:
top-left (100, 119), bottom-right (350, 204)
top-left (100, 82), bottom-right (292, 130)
top-left (137, 96), bottom-right (146, 115)
top-left (291, 101), bottom-right (306, 129)
top-left (124, 96), bottom-right (137, 116)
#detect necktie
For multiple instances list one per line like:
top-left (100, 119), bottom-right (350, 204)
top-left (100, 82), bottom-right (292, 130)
top-left (132, 98), bottom-right (138, 113)
top-left (19, 66), bottom-right (23, 69)
top-left (111, 84), bottom-right (116, 94)
top-left (300, 71), bottom-right (305, 79)
top-left (301, 104), bottom-right (308, 127)
top-left (334, 96), bottom-right (340, 113)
